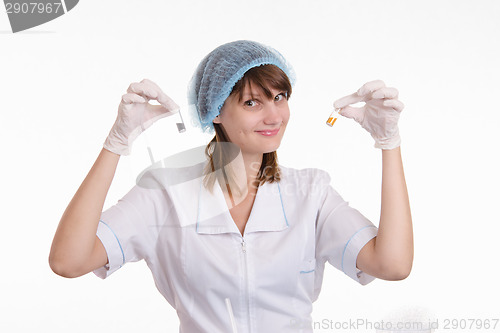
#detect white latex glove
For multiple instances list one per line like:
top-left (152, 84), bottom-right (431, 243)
top-left (103, 79), bottom-right (180, 156)
top-left (334, 80), bottom-right (404, 150)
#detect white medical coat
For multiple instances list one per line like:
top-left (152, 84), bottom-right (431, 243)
top-left (93, 163), bottom-right (378, 332)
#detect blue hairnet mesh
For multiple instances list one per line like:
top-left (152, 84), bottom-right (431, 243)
top-left (187, 40), bottom-right (296, 134)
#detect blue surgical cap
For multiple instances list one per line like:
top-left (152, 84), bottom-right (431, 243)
top-left (187, 40), bottom-right (296, 134)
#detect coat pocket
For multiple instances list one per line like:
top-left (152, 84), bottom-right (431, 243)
top-left (299, 258), bottom-right (316, 275)
top-left (296, 258), bottom-right (316, 301)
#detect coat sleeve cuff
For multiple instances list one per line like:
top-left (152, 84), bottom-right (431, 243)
top-left (92, 220), bottom-right (125, 279)
top-left (341, 225), bottom-right (378, 285)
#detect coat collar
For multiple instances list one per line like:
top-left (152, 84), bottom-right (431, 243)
top-left (196, 176), bottom-right (289, 235)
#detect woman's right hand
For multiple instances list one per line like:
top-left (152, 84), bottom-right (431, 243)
top-left (103, 78), bottom-right (180, 156)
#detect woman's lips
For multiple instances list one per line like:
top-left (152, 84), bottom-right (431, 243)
top-left (256, 129), bottom-right (279, 136)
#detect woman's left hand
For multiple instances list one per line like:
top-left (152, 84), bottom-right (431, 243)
top-left (334, 80), bottom-right (404, 150)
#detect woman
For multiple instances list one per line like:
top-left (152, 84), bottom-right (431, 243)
top-left (49, 40), bottom-right (413, 332)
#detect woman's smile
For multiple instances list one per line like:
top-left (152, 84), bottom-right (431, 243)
top-left (255, 128), bottom-right (280, 136)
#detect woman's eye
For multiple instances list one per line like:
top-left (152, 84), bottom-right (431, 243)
top-left (244, 100), bottom-right (257, 107)
top-left (274, 92), bottom-right (287, 102)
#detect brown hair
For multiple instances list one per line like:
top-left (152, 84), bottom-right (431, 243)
top-left (202, 64), bottom-right (292, 196)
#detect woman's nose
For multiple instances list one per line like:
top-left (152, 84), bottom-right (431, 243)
top-left (263, 102), bottom-right (283, 125)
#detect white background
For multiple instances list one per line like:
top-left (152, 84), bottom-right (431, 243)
top-left (1, 0), bottom-right (499, 332)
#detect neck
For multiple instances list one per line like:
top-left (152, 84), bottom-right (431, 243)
top-left (242, 152), bottom-right (263, 191)
top-left (220, 152), bottom-right (262, 201)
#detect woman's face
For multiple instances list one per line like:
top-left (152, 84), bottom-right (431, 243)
top-left (213, 83), bottom-right (290, 156)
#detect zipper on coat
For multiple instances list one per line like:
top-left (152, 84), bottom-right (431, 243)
top-left (241, 238), bottom-right (246, 253)
top-left (241, 236), bottom-right (251, 332)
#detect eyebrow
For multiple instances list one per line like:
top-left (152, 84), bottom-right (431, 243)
top-left (242, 89), bottom-right (282, 98)
top-left (243, 93), bottom-right (262, 98)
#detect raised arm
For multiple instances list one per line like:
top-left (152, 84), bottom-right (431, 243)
top-left (49, 78), bottom-right (180, 278)
top-left (356, 146), bottom-right (413, 280)
top-left (49, 148), bottom-right (119, 278)
top-left (333, 80), bottom-right (413, 280)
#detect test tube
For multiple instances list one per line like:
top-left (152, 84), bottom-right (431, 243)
top-left (176, 109), bottom-right (186, 133)
top-left (141, 107), bottom-right (186, 165)
top-left (326, 108), bottom-right (341, 127)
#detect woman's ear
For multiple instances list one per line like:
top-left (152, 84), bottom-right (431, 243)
top-left (213, 114), bottom-right (221, 124)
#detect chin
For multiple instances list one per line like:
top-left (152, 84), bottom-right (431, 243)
top-left (262, 143), bottom-right (281, 154)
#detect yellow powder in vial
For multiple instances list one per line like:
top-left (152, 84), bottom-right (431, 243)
top-left (326, 109), bottom-right (340, 127)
